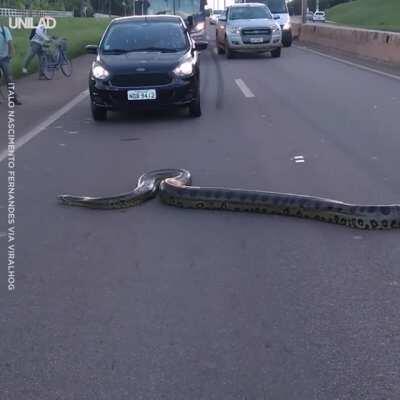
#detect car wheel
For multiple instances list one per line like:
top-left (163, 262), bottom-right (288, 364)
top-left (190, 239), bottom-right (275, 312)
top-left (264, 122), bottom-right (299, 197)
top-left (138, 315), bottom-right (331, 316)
top-left (216, 35), bottom-right (224, 54)
top-left (91, 103), bottom-right (107, 121)
top-left (271, 47), bottom-right (281, 58)
top-left (189, 93), bottom-right (202, 118)
top-left (225, 39), bottom-right (234, 59)
top-left (282, 31), bottom-right (292, 47)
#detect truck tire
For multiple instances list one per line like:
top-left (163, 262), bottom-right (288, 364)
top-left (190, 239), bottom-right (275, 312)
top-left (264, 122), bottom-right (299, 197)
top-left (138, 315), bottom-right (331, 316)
top-left (271, 47), bottom-right (281, 58)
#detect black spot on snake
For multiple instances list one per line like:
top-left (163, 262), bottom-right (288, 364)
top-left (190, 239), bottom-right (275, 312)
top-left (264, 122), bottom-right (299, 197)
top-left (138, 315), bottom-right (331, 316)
top-left (380, 207), bottom-right (390, 215)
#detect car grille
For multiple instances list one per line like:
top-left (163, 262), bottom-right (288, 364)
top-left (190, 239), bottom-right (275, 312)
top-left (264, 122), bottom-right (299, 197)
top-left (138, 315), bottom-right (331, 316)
top-left (241, 28), bottom-right (272, 36)
top-left (111, 73), bottom-right (171, 87)
top-left (241, 28), bottom-right (272, 44)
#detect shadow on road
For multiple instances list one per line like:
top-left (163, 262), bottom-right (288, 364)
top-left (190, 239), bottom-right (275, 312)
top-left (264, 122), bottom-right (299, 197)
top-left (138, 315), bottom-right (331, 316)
top-left (105, 107), bottom-right (191, 124)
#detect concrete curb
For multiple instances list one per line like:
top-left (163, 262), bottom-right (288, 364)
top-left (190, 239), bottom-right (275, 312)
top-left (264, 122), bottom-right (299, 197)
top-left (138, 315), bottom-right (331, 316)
top-left (292, 22), bottom-right (400, 67)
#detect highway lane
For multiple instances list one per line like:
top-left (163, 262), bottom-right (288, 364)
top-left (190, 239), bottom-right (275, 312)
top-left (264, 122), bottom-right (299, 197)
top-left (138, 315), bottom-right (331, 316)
top-left (2, 31), bottom-right (400, 400)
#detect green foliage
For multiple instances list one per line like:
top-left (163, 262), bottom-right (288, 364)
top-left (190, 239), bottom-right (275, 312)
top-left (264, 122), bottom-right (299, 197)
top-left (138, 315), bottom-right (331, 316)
top-left (288, 0), bottom-right (351, 15)
top-left (1, 17), bottom-right (110, 78)
top-left (327, 0), bottom-right (400, 31)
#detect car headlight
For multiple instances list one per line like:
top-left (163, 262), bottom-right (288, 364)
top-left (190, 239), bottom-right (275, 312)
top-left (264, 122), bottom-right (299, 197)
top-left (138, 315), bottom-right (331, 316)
top-left (272, 25), bottom-right (281, 33)
top-left (194, 21), bottom-right (205, 32)
top-left (92, 63), bottom-right (110, 80)
top-left (283, 22), bottom-right (291, 30)
top-left (228, 27), bottom-right (241, 35)
top-left (173, 60), bottom-right (194, 77)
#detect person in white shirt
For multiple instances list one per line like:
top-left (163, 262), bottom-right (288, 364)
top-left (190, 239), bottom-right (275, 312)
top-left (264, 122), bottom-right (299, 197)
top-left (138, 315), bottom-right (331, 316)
top-left (0, 24), bottom-right (21, 104)
top-left (21, 18), bottom-right (50, 79)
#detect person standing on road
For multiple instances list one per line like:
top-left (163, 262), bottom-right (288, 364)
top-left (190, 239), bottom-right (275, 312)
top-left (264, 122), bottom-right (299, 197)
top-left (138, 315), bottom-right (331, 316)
top-left (0, 23), bottom-right (22, 105)
top-left (22, 18), bottom-right (50, 79)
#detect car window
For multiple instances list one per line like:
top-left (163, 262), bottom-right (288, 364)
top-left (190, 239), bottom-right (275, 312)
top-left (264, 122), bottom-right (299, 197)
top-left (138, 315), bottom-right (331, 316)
top-left (229, 6), bottom-right (272, 21)
top-left (264, 0), bottom-right (287, 14)
top-left (147, 0), bottom-right (201, 18)
top-left (102, 21), bottom-right (189, 52)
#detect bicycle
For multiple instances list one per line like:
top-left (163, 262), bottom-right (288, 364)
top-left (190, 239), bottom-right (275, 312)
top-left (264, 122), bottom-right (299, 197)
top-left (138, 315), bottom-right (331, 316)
top-left (40, 37), bottom-right (72, 80)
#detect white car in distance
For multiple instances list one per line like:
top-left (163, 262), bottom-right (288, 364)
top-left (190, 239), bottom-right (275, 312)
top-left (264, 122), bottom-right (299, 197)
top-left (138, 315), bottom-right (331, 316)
top-left (312, 11), bottom-right (326, 22)
top-left (210, 10), bottom-right (224, 25)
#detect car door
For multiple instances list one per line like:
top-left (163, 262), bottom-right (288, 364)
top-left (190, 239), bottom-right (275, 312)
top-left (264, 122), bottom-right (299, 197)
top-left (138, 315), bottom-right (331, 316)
top-left (216, 8), bottom-right (228, 45)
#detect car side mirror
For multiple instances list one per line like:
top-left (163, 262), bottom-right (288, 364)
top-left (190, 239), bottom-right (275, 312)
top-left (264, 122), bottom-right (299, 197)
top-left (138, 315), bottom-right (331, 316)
top-left (194, 41), bottom-right (208, 51)
top-left (86, 45), bottom-right (98, 54)
top-left (218, 15), bottom-right (227, 22)
top-left (273, 15), bottom-right (280, 20)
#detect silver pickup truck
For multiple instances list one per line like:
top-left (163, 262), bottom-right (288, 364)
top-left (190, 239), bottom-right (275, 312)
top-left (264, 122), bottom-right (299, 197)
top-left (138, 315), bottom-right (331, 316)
top-left (216, 3), bottom-right (282, 58)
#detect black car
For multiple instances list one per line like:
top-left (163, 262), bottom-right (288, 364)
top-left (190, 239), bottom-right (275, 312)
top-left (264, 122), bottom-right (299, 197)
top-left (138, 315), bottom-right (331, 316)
top-left (86, 15), bottom-right (208, 121)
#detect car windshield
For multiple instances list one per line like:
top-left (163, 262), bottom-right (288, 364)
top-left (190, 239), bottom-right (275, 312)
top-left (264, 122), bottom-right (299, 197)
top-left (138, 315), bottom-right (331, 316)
top-left (264, 0), bottom-right (287, 14)
top-left (101, 21), bottom-right (189, 53)
top-left (147, 0), bottom-right (201, 19)
top-left (230, 6), bottom-right (272, 20)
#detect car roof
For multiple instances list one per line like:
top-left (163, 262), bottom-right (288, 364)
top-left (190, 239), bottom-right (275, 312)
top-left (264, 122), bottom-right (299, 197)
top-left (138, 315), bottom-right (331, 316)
top-left (229, 2), bottom-right (268, 7)
top-left (111, 15), bottom-right (184, 24)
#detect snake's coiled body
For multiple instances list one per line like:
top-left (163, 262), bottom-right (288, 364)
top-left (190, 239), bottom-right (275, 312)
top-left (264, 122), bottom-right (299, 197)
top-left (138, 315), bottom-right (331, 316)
top-left (58, 168), bottom-right (400, 230)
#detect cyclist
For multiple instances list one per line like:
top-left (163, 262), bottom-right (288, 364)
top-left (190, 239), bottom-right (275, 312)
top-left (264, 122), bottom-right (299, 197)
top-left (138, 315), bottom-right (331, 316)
top-left (0, 23), bottom-right (21, 105)
top-left (22, 17), bottom-right (50, 79)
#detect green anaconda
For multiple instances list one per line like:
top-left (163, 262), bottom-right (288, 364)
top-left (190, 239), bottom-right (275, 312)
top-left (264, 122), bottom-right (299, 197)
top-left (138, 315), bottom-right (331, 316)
top-left (57, 168), bottom-right (400, 230)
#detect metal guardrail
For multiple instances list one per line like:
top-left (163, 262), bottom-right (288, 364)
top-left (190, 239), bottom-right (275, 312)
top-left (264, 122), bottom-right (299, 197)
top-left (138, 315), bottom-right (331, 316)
top-left (0, 8), bottom-right (73, 17)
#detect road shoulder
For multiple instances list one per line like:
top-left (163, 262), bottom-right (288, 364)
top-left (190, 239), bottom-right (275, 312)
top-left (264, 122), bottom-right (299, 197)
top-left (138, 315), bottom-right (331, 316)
top-left (0, 54), bottom-right (94, 152)
top-left (293, 40), bottom-right (400, 79)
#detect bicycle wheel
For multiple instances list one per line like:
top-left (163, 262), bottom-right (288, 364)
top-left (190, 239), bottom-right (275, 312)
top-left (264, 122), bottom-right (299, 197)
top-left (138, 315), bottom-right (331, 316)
top-left (41, 54), bottom-right (55, 80)
top-left (0, 68), bottom-right (6, 101)
top-left (60, 53), bottom-right (72, 77)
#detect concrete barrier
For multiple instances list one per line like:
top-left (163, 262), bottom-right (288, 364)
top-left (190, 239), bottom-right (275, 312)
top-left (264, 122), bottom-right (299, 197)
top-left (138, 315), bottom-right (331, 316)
top-left (94, 13), bottom-right (119, 18)
top-left (292, 22), bottom-right (400, 66)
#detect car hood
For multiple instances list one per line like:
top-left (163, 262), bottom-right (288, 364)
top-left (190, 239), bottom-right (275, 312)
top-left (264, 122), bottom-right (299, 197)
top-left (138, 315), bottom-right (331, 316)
top-left (99, 51), bottom-right (187, 74)
top-left (228, 19), bottom-right (278, 29)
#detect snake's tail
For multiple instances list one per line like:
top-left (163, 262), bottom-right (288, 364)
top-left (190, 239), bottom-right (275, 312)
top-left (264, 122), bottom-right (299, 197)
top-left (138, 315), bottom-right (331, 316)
top-left (58, 194), bottom-right (108, 208)
top-left (57, 189), bottom-right (154, 209)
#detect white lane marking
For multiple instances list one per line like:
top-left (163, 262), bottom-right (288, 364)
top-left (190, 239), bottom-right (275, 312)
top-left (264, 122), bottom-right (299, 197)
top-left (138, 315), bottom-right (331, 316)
top-left (0, 89), bottom-right (89, 163)
top-left (292, 155), bottom-right (305, 163)
top-left (294, 45), bottom-right (400, 82)
top-left (235, 78), bottom-right (255, 98)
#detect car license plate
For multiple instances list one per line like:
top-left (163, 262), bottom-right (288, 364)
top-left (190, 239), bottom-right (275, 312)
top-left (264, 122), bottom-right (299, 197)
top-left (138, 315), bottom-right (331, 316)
top-left (250, 37), bottom-right (264, 43)
top-left (127, 89), bottom-right (157, 101)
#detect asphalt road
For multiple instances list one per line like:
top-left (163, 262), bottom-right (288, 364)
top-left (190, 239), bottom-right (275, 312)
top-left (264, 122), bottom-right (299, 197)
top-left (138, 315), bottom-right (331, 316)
top-left (2, 28), bottom-right (400, 400)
